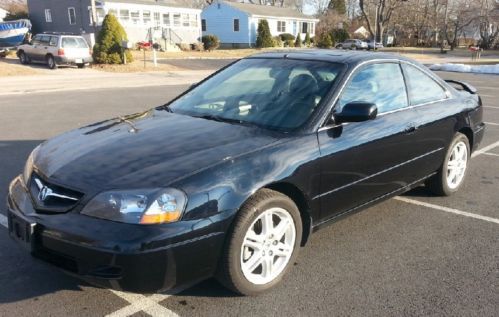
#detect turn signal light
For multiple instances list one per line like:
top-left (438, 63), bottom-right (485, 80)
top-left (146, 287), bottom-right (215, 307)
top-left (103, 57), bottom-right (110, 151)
top-left (140, 211), bottom-right (182, 224)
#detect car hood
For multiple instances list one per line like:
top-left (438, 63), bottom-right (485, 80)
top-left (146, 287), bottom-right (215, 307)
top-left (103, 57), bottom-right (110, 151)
top-left (34, 110), bottom-right (279, 192)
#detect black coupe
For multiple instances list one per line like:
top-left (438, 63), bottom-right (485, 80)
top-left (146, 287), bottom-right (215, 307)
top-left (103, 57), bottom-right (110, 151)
top-left (7, 50), bottom-right (485, 295)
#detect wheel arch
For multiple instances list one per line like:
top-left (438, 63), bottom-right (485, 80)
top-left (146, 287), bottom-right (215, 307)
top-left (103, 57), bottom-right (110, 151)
top-left (264, 182), bottom-right (312, 247)
top-left (458, 127), bottom-right (473, 151)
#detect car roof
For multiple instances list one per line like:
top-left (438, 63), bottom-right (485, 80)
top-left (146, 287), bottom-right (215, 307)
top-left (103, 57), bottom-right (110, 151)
top-left (246, 49), bottom-right (417, 67)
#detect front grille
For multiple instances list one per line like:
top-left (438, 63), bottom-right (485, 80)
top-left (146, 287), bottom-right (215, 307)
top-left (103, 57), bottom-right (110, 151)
top-left (29, 173), bottom-right (83, 213)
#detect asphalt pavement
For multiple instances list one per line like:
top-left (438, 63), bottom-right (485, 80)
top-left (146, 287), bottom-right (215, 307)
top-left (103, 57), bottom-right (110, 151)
top-left (0, 71), bottom-right (498, 317)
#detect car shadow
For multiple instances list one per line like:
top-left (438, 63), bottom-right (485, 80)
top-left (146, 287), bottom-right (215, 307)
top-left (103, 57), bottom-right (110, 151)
top-left (0, 56), bottom-right (80, 70)
top-left (401, 184), bottom-right (438, 198)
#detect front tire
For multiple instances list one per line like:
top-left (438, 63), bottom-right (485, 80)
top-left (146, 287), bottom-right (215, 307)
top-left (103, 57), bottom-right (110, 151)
top-left (19, 51), bottom-right (28, 64)
top-left (426, 132), bottom-right (470, 196)
top-left (217, 189), bottom-right (302, 295)
top-left (77, 63), bottom-right (85, 69)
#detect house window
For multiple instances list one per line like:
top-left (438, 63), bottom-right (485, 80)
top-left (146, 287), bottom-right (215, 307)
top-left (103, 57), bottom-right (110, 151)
top-left (201, 19), bottom-right (206, 31)
top-left (277, 21), bottom-right (286, 32)
top-left (143, 10), bottom-right (151, 24)
top-left (119, 9), bottom-right (129, 22)
top-left (68, 7), bottom-right (76, 25)
top-left (233, 19), bottom-right (239, 32)
top-left (108, 9), bottom-right (117, 16)
top-left (310, 23), bottom-right (315, 35)
top-left (89, 8), bottom-right (105, 25)
top-left (182, 14), bottom-right (189, 27)
top-left (131, 10), bottom-right (140, 24)
top-left (173, 13), bottom-right (181, 27)
top-left (189, 14), bottom-right (197, 27)
top-left (301, 22), bottom-right (308, 33)
top-left (154, 12), bottom-right (160, 26)
top-left (45, 9), bottom-right (52, 23)
top-left (163, 13), bottom-right (170, 26)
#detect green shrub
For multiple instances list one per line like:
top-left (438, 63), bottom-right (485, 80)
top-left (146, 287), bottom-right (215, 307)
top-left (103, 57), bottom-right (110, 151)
top-left (304, 32), bottom-right (311, 46)
top-left (279, 33), bottom-right (295, 41)
top-left (294, 33), bottom-right (302, 47)
top-left (256, 20), bottom-right (273, 48)
top-left (285, 39), bottom-right (295, 47)
top-left (273, 36), bottom-right (283, 47)
top-left (331, 28), bottom-right (349, 44)
top-left (93, 14), bottom-right (132, 64)
top-left (317, 32), bottom-right (333, 48)
top-left (201, 35), bottom-right (220, 51)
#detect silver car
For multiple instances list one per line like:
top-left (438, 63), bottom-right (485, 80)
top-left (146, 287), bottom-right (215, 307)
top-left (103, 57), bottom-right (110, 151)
top-left (335, 39), bottom-right (368, 50)
top-left (17, 33), bottom-right (93, 69)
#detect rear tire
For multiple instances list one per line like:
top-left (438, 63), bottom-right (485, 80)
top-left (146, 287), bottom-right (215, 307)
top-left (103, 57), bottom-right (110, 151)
top-left (47, 55), bottom-right (57, 69)
top-left (217, 189), bottom-right (302, 296)
top-left (426, 132), bottom-right (470, 196)
top-left (77, 63), bottom-right (85, 69)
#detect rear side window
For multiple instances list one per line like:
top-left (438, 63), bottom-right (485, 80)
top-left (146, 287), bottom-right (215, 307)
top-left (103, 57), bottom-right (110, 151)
top-left (338, 63), bottom-right (408, 113)
top-left (402, 64), bottom-right (447, 105)
top-left (62, 37), bottom-right (89, 48)
top-left (39, 35), bottom-right (51, 45)
top-left (49, 36), bottom-right (58, 46)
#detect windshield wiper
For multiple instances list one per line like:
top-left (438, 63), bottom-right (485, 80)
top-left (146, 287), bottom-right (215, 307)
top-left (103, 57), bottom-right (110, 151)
top-left (195, 114), bottom-right (246, 125)
top-left (156, 104), bottom-right (174, 113)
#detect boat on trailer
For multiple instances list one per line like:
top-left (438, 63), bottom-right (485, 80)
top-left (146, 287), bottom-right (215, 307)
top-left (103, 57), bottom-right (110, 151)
top-left (0, 19), bottom-right (31, 55)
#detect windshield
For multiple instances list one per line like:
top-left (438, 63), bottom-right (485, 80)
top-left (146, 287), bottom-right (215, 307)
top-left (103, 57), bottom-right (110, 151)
top-left (169, 58), bottom-right (343, 130)
top-left (62, 37), bottom-right (88, 48)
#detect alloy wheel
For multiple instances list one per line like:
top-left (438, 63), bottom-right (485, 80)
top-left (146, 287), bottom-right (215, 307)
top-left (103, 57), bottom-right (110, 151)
top-left (446, 141), bottom-right (468, 189)
top-left (240, 207), bottom-right (296, 285)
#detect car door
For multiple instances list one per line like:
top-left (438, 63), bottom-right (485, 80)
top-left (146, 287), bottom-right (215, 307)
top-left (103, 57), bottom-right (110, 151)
top-left (401, 62), bottom-right (455, 176)
top-left (24, 35), bottom-right (41, 61)
top-left (317, 62), bottom-right (423, 221)
top-left (37, 35), bottom-right (52, 61)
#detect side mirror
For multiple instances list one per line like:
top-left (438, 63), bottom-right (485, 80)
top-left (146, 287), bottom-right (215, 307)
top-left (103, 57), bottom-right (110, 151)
top-left (334, 102), bottom-right (377, 124)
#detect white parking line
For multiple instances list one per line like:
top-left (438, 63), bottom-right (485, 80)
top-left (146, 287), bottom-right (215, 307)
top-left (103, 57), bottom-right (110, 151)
top-left (395, 197), bottom-right (499, 225)
top-left (485, 122), bottom-right (499, 126)
top-left (107, 290), bottom-right (178, 317)
top-left (483, 152), bottom-right (499, 157)
top-left (472, 140), bottom-right (499, 158)
top-left (484, 106), bottom-right (499, 109)
top-left (0, 214), bottom-right (7, 228)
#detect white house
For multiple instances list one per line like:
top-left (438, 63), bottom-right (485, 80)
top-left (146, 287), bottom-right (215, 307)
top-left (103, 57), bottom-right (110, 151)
top-left (0, 7), bottom-right (8, 21)
top-left (27, 0), bottom-right (201, 48)
top-left (201, 1), bottom-right (319, 48)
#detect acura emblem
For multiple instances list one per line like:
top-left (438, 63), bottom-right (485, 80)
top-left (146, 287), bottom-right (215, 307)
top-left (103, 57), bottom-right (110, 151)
top-left (33, 178), bottom-right (78, 202)
top-left (38, 185), bottom-right (52, 202)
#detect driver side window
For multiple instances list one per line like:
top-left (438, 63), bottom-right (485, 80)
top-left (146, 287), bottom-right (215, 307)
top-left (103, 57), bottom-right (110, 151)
top-left (337, 63), bottom-right (408, 114)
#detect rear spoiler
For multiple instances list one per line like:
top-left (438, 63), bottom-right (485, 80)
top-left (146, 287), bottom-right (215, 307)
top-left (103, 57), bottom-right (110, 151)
top-left (444, 80), bottom-right (477, 94)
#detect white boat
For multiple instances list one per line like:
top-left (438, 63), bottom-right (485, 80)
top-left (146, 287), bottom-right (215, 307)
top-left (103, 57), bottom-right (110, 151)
top-left (0, 19), bottom-right (31, 48)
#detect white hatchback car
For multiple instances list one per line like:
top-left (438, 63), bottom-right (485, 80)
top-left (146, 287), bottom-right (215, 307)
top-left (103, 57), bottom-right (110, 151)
top-left (17, 33), bottom-right (93, 69)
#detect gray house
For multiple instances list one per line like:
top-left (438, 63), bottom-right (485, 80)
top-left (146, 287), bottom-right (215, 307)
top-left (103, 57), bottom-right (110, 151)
top-left (27, 0), bottom-right (201, 47)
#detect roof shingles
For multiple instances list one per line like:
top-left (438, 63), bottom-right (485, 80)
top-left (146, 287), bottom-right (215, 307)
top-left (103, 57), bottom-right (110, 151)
top-left (225, 1), bottom-right (318, 20)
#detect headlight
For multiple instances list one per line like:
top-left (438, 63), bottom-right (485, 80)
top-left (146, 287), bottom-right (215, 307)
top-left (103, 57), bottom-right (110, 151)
top-left (23, 145), bottom-right (40, 185)
top-left (81, 188), bottom-right (187, 225)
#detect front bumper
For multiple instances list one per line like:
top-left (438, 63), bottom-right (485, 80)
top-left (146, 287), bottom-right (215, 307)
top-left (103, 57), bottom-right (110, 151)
top-left (6, 176), bottom-right (228, 293)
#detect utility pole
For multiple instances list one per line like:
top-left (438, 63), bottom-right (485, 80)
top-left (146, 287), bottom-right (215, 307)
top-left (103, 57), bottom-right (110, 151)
top-left (90, 0), bottom-right (98, 34)
top-left (374, 4), bottom-right (379, 50)
top-left (440, 0), bottom-right (449, 53)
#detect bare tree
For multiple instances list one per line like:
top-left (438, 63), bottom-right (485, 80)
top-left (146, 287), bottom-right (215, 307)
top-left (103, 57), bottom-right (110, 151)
top-left (359, 0), bottom-right (407, 42)
top-left (475, 0), bottom-right (499, 48)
